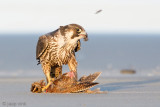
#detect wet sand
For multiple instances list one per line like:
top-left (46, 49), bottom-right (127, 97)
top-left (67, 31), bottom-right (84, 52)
top-left (0, 77), bottom-right (160, 107)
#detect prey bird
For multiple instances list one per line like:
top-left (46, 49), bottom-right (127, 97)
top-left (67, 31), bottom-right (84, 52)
top-left (36, 24), bottom-right (88, 91)
top-left (31, 72), bottom-right (102, 93)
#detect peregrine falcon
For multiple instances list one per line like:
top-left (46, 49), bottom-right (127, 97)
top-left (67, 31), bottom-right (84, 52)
top-left (36, 24), bottom-right (88, 91)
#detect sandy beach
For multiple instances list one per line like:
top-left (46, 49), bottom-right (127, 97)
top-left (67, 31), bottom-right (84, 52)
top-left (0, 76), bottom-right (159, 107)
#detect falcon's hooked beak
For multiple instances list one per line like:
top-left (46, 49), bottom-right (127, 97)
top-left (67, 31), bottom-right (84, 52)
top-left (79, 32), bottom-right (88, 41)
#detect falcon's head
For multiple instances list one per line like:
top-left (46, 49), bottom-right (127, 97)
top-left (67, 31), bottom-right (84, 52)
top-left (60, 24), bottom-right (88, 42)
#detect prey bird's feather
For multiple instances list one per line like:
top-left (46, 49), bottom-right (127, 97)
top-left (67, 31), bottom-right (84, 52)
top-left (79, 72), bottom-right (101, 82)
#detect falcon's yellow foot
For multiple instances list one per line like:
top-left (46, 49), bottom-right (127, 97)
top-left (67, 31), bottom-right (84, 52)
top-left (41, 79), bottom-right (54, 92)
top-left (51, 78), bottom-right (55, 81)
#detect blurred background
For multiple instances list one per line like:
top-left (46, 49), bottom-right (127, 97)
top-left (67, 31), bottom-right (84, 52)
top-left (0, 0), bottom-right (160, 78)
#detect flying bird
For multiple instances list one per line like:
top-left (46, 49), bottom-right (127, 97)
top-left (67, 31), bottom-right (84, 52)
top-left (95, 9), bottom-right (102, 14)
top-left (36, 24), bottom-right (88, 91)
top-left (31, 72), bottom-right (101, 93)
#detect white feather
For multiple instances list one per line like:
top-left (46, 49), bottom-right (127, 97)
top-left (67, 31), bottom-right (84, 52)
top-left (57, 34), bottom-right (65, 48)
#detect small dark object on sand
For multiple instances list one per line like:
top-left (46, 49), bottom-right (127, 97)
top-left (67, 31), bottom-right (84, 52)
top-left (31, 72), bottom-right (106, 93)
top-left (120, 69), bottom-right (136, 74)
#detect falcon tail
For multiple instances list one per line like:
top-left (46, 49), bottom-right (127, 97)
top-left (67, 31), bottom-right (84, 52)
top-left (79, 72), bottom-right (101, 82)
top-left (71, 82), bottom-right (99, 93)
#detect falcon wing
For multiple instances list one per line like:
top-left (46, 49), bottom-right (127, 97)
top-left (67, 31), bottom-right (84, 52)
top-left (36, 35), bottom-right (48, 59)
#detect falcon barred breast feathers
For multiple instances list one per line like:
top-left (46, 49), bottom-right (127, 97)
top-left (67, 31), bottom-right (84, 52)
top-left (36, 24), bottom-right (88, 91)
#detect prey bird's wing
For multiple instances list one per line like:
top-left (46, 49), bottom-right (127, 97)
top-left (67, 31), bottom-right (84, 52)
top-left (71, 82), bottom-right (99, 93)
top-left (36, 35), bottom-right (48, 59)
top-left (79, 72), bottom-right (101, 82)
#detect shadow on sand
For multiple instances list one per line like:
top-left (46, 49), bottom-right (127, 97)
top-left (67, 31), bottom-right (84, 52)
top-left (93, 78), bottom-right (160, 91)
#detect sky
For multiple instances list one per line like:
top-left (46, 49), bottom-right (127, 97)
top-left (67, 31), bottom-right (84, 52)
top-left (0, 0), bottom-right (160, 34)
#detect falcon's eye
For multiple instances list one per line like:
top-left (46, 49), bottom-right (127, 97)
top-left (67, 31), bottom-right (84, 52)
top-left (77, 29), bottom-right (81, 34)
